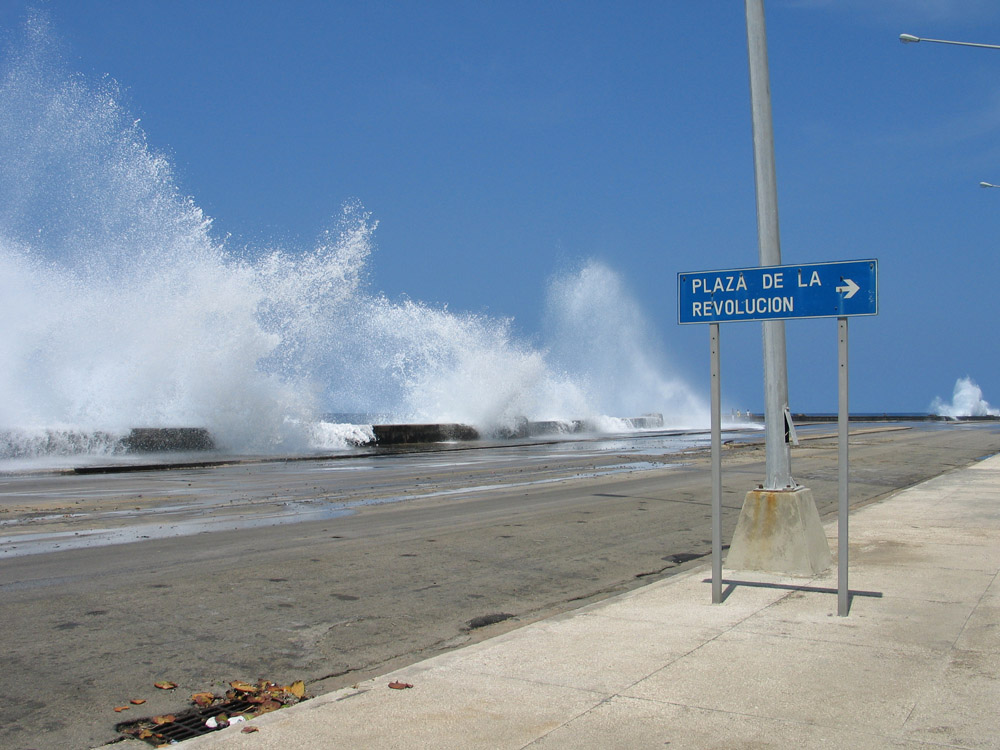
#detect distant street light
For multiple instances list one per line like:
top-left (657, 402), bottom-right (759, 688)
top-left (901, 36), bottom-right (1000, 193)
top-left (899, 33), bottom-right (1000, 50)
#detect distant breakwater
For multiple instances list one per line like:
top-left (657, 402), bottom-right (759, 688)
top-left (11, 413), bottom-right (993, 460)
top-left (371, 414), bottom-right (665, 445)
top-left (2, 415), bottom-right (667, 458)
top-left (110, 414), bottom-right (668, 452)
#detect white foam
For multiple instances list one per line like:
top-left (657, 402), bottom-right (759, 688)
top-left (307, 421), bottom-right (376, 451)
top-left (545, 260), bottom-right (708, 428)
top-left (931, 377), bottom-right (1000, 418)
top-left (0, 14), bottom-right (708, 466)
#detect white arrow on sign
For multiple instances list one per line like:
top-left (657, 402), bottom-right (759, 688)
top-left (836, 278), bottom-right (860, 299)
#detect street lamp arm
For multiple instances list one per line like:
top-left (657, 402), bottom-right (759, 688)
top-left (900, 33), bottom-right (1000, 50)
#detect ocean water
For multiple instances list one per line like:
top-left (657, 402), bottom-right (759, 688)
top-left (0, 14), bottom-right (706, 468)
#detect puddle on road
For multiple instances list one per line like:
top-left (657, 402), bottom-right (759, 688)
top-left (0, 459), bottom-right (681, 558)
top-left (0, 503), bottom-right (354, 558)
top-left (344, 461), bottom-right (682, 509)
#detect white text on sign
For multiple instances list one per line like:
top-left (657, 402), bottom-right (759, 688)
top-left (677, 259), bottom-right (878, 325)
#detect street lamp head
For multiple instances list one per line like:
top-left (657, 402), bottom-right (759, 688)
top-left (897, 33), bottom-right (1000, 50)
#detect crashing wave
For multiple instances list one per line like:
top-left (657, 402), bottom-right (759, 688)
top-left (931, 377), bottom-right (1000, 418)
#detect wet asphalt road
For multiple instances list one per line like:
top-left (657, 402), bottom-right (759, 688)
top-left (1, 422), bottom-right (998, 750)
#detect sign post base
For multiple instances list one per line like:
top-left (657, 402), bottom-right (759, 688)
top-left (726, 486), bottom-right (832, 576)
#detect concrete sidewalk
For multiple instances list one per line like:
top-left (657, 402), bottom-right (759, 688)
top-left (180, 454), bottom-right (1000, 749)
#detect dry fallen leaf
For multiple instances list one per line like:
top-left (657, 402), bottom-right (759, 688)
top-left (257, 699), bottom-right (283, 714)
top-left (114, 706), bottom-right (130, 712)
top-left (288, 680), bottom-right (306, 699)
top-left (130, 698), bottom-right (147, 705)
top-left (154, 681), bottom-right (177, 690)
top-left (191, 692), bottom-right (215, 707)
top-left (388, 681), bottom-right (413, 690)
top-left (242, 726), bottom-right (260, 734)
top-left (152, 714), bottom-right (176, 725)
top-left (229, 680), bottom-right (257, 692)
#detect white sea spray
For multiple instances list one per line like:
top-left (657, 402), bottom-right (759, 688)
top-left (0, 12), bottom-right (706, 464)
top-left (931, 377), bottom-right (1000, 418)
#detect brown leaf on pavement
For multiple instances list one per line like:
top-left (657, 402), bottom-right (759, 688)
top-left (288, 680), bottom-right (306, 699)
top-left (152, 714), bottom-right (176, 725)
top-left (388, 681), bottom-right (413, 690)
top-left (191, 691), bottom-right (215, 707)
top-left (257, 699), bottom-right (283, 714)
top-left (229, 680), bottom-right (258, 693)
top-left (154, 681), bottom-right (178, 690)
top-left (242, 725), bottom-right (260, 733)
top-left (113, 706), bottom-right (129, 712)
top-left (130, 698), bottom-right (147, 705)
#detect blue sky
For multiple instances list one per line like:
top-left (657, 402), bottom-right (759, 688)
top-left (3, 0), bottom-right (1000, 415)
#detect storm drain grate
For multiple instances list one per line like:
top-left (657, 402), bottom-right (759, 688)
top-left (117, 698), bottom-right (260, 744)
top-left (117, 679), bottom-right (307, 746)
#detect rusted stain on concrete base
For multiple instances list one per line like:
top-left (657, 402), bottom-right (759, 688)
top-left (726, 487), bottom-right (832, 575)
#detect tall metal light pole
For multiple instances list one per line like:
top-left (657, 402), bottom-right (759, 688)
top-left (746, 0), bottom-right (793, 490)
top-left (725, 0), bottom-right (832, 577)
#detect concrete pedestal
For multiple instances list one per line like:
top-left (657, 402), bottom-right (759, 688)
top-left (726, 486), bottom-right (831, 575)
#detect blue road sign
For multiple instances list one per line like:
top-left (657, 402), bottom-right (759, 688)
top-left (678, 259), bottom-right (878, 324)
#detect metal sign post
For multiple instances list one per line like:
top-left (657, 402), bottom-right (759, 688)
top-left (711, 323), bottom-right (722, 604)
top-left (838, 317), bottom-right (849, 616)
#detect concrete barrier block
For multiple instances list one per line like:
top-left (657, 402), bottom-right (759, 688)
top-left (371, 423), bottom-right (480, 445)
top-left (122, 428), bottom-right (216, 452)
